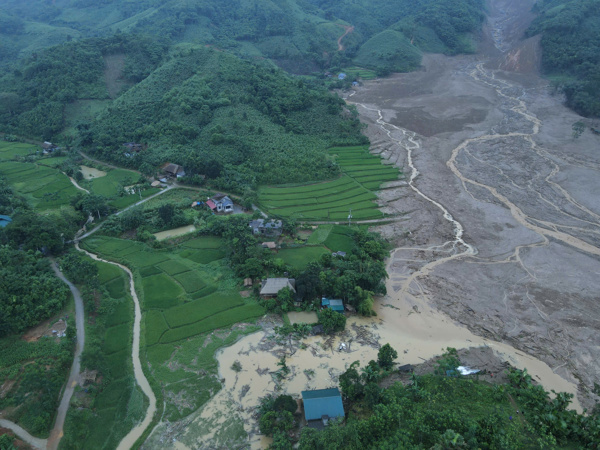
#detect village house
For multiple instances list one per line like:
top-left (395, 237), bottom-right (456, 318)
top-left (249, 218), bottom-right (283, 237)
top-left (162, 163), bottom-right (186, 179)
top-left (332, 251), bottom-right (346, 258)
top-left (41, 141), bottom-right (58, 154)
top-left (301, 388), bottom-right (345, 429)
top-left (260, 277), bottom-right (296, 299)
top-left (206, 194), bottom-right (234, 213)
top-left (321, 297), bottom-right (344, 313)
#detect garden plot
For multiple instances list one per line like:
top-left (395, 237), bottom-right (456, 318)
top-left (258, 145), bottom-right (401, 220)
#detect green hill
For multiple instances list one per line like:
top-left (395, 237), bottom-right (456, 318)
top-left (528, 0), bottom-right (600, 117)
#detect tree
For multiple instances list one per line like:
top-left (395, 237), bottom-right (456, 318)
top-left (0, 433), bottom-right (16, 450)
top-left (158, 204), bottom-right (175, 226)
top-left (339, 361), bottom-right (364, 402)
top-left (273, 394), bottom-right (297, 414)
top-left (318, 308), bottom-right (346, 334)
top-left (78, 194), bottom-right (109, 219)
top-left (377, 343), bottom-right (398, 369)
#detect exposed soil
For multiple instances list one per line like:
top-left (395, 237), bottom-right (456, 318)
top-left (337, 25), bottom-right (354, 51)
top-left (103, 53), bottom-right (127, 99)
top-left (348, 0), bottom-right (600, 411)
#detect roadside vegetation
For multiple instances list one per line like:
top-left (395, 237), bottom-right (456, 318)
top-left (528, 0), bottom-right (600, 117)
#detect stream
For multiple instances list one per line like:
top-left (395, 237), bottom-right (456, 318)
top-left (75, 243), bottom-right (157, 449)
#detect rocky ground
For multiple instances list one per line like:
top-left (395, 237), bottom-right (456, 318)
top-left (350, 0), bottom-right (600, 411)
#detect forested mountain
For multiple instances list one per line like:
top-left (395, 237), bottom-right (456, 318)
top-left (527, 0), bottom-right (600, 117)
top-left (0, 0), bottom-right (486, 192)
top-left (0, 0), bottom-right (485, 72)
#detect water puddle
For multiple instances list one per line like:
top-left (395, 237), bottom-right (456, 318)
top-left (153, 225), bottom-right (196, 241)
top-left (80, 165), bottom-right (107, 179)
top-left (286, 311), bottom-right (318, 325)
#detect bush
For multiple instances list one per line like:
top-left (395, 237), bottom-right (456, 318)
top-left (318, 308), bottom-right (346, 334)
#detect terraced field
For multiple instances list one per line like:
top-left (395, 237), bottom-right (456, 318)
top-left (81, 234), bottom-right (265, 421)
top-left (258, 145), bottom-right (400, 221)
top-left (81, 235), bottom-right (264, 347)
top-left (0, 141), bottom-right (80, 210)
top-left (61, 258), bottom-right (146, 449)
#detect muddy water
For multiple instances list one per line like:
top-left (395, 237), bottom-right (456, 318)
top-left (177, 271), bottom-right (581, 449)
top-left (286, 311), bottom-right (318, 325)
top-left (153, 225), bottom-right (196, 241)
top-left (80, 165), bottom-right (107, 179)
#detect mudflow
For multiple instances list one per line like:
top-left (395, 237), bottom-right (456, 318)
top-left (144, 0), bottom-right (600, 448)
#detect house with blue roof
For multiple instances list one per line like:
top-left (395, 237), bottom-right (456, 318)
top-left (0, 215), bottom-right (12, 228)
top-left (338, 73), bottom-right (346, 80)
top-left (302, 388), bottom-right (345, 428)
top-left (322, 297), bottom-right (344, 313)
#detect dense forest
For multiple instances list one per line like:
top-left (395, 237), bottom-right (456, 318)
top-left (0, 0), bottom-right (485, 72)
top-left (527, 0), bottom-right (600, 117)
top-left (0, 0), bottom-right (487, 192)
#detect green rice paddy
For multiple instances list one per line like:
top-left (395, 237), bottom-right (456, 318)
top-left (257, 145), bottom-right (400, 221)
top-left (0, 141), bottom-right (80, 210)
top-left (342, 66), bottom-right (378, 80)
top-left (81, 233), bottom-right (265, 425)
top-left (81, 235), bottom-right (264, 348)
top-left (62, 258), bottom-right (145, 449)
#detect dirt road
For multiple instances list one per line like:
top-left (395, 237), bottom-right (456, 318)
top-left (347, 0), bottom-right (600, 409)
top-left (337, 25), bottom-right (354, 51)
top-left (47, 262), bottom-right (86, 450)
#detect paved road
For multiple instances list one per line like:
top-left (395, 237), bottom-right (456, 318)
top-left (0, 263), bottom-right (85, 450)
top-left (0, 420), bottom-right (46, 449)
top-left (47, 262), bottom-right (86, 450)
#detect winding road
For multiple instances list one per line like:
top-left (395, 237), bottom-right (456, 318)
top-left (0, 262), bottom-right (85, 450)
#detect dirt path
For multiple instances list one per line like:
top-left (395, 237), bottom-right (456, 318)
top-left (78, 150), bottom-right (140, 174)
top-left (75, 243), bottom-right (157, 449)
top-left (66, 174), bottom-right (90, 194)
top-left (47, 262), bottom-right (86, 450)
top-left (337, 24), bottom-right (354, 51)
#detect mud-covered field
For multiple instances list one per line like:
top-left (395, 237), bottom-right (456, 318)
top-left (143, 1), bottom-right (599, 447)
top-left (352, 0), bottom-right (600, 411)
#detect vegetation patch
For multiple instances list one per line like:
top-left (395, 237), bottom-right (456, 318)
top-left (179, 248), bottom-right (226, 264)
top-left (141, 274), bottom-right (185, 309)
top-left (162, 292), bottom-right (245, 328)
top-left (277, 246), bottom-right (330, 270)
top-left (160, 303), bottom-right (264, 344)
top-left (157, 260), bottom-right (191, 276)
top-left (173, 271), bottom-right (207, 293)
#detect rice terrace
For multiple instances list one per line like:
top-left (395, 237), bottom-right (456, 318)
top-left (258, 145), bottom-right (401, 221)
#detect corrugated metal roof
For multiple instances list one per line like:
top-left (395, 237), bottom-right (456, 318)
top-left (206, 200), bottom-right (216, 210)
top-left (260, 278), bottom-right (296, 295)
top-left (302, 388), bottom-right (344, 421)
